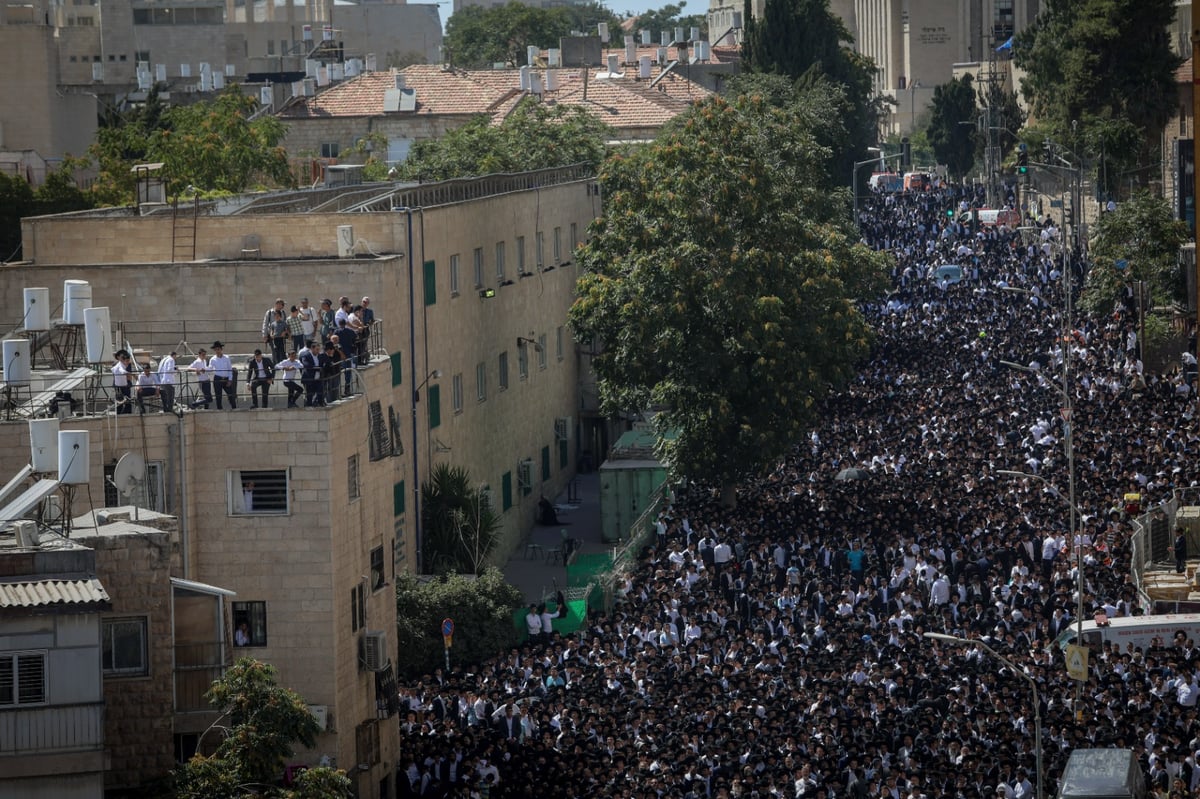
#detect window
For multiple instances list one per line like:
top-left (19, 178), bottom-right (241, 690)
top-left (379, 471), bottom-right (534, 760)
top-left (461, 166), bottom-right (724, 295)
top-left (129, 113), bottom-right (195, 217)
top-left (320, 142), bottom-right (339, 158)
top-left (356, 719), bottom-right (381, 767)
top-left (473, 247), bottom-right (484, 287)
top-left (516, 236), bottom-right (526, 273)
top-left (350, 584), bottom-right (365, 631)
top-left (370, 546), bottom-right (385, 591)
top-left (390, 352), bottom-right (403, 387)
top-left (451, 372), bottom-right (464, 414)
top-left (228, 469), bottom-right (288, 515)
top-left (393, 480), bottom-right (406, 516)
top-left (518, 342), bottom-right (529, 380)
top-left (0, 652), bottom-right (46, 706)
top-left (498, 351), bottom-right (509, 390)
top-left (449, 254), bottom-right (460, 296)
top-left (423, 260), bottom-right (437, 306)
top-left (348, 454), bottom-right (360, 500)
top-left (267, 38), bottom-right (275, 55)
top-left (368, 400), bottom-right (393, 461)
top-left (556, 326), bottom-right (564, 361)
top-left (495, 241), bottom-right (506, 281)
top-left (427, 384), bottom-right (441, 429)
top-left (553, 226), bottom-right (562, 264)
top-left (119, 53), bottom-right (127, 61)
top-left (387, 137), bottom-right (413, 163)
top-left (135, 50), bottom-right (150, 62)
top-left (232, 601), bottom-right (267, 647)
top-left (570, 222), bottom-right (578, 252)
top-left (501, 471), bottom-right (513, 511)
top-left (536, 231), bottom-right (545, 267)
top-left (537, 334), bottom-right (548, 370)
top-left (102, 617), bottom-right (148, 677)
top-left (476, 362), bottom-right (487, 402)
top-left (541, 445), bottom-right (551, 481)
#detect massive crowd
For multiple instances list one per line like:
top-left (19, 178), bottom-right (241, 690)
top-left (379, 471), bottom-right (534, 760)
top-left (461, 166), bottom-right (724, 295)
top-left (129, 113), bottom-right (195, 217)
top-left (395, 187), bottom-right (1200, 799)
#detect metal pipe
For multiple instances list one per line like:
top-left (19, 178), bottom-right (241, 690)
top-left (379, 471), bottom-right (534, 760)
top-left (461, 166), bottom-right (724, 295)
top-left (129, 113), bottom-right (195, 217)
top-left (403, 208), bottom-right (422, 572)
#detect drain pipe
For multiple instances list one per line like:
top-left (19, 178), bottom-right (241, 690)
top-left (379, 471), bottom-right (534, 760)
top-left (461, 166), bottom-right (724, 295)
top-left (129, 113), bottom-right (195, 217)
top-left (402, 208), bottom-right (422, 572)
top-left (174, 412), bottom-right (190, 578)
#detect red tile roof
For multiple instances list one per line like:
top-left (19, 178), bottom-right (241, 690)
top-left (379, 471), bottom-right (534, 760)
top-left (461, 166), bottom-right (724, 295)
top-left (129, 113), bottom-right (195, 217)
top-left (279, 63), bottom-right (711, 133)
top-left (1177, 56), bottom-right (1193, 84)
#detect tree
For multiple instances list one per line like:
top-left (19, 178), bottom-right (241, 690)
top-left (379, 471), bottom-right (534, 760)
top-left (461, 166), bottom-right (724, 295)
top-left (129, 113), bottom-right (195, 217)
top-left (1082, 194), bottom-right (1189, 334)
top-left (926, 74), bottom-right (977, 181)
top-left (394, 568), bottom-right (522, 678)
top-left (0, 171), bottom-right (33, 261)
top-left (86, 86), bottom-right (293, 205)
top-left (740, 0), bottom-right (879, 186)
top-left (421, 463), bottom-right (501, 575)
top-left (1014, 0), bottom-right (1180, 176)
top-left (628, 2), bottom-right (706, 39)
top-left (174, 658), bottom-right (351, 799)
top-left (445, 1), bottom-right (621, 68)
top-left (398, 98), bottom-right (609, 181)
top-left (569, 95), bottom-right (890, 506)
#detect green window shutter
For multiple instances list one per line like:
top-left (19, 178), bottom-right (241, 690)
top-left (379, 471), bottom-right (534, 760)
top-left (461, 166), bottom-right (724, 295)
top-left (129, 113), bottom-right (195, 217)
top-left (501, 471), bottom-right (513, 511)
top-left (393, 480), bottom-right (405, 516)
top-left (423, 260), bottom-right (437, 306)
top-left (541, 445), bottom-right (550, 481)
top-left (427, 384), bottom-right (441, 429)
top-left (390, 352), bottom-right (403, 387)
top-left (559, 439), bottom-right (568, 469)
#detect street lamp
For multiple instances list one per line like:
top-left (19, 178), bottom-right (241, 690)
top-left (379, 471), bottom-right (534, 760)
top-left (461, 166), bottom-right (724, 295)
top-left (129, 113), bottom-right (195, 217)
top-left (910, 79), bottom-right (922, 134)
top-left (924, 632), bottom-right (1044, 799)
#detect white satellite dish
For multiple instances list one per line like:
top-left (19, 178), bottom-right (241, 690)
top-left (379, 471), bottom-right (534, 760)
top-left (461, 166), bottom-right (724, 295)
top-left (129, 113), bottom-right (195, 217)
top-left (111, 451), bottom-right (146, 499)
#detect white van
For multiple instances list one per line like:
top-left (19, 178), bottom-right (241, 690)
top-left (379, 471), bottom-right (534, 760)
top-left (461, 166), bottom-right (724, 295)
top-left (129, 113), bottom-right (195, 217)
top-left (1053, 613), bottom-right (1200, 653)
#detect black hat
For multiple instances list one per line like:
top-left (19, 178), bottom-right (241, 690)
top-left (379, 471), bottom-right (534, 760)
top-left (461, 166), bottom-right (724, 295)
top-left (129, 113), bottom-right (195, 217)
top-left (212, 341), bottom-right (224, 348)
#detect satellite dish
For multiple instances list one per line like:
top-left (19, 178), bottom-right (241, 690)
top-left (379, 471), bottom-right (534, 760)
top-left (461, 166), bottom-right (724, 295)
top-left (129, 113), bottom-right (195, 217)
top-left (111, 452), bottom-right (146, 497)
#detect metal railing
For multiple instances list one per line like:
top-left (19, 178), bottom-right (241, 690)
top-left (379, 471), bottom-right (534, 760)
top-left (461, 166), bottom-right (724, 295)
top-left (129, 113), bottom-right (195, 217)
top-left (1131, 498), bottom-right (1177, 610)
top-left (0, 701), bottom-right (104, 754)
top-left (174, 641), bottom-right (230, 713)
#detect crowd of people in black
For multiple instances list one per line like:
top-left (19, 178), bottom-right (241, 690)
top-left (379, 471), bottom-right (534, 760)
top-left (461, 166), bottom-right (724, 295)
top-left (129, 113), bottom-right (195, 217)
top-left (394, 186), bottom-right (1200, 799)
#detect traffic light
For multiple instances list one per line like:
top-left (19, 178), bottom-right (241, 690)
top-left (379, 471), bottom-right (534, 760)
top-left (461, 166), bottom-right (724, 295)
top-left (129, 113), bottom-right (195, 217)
top-left (1017, 144), bottom-right (1028, 174)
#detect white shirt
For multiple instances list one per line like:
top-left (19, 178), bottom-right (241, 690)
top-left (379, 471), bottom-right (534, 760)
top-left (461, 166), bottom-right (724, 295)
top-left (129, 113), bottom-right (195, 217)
top-left (157, 355), bottom-right (176, 385)
top-left (189, 356), bottom-right (211, 382)
top-left (526, 612), bottom-right (542, 636)
top-left (277, 358), bottom-right (301, 381)
top-left (111, 361), bottom-right (131, 387)
top-left (209, 353), bottom-right (233, 379)
top-left (298, 305), bottom-right (317, 335)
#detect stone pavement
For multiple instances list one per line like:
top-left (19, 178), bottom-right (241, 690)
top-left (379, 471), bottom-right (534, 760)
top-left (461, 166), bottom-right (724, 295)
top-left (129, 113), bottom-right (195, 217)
top-left (501, 470), bottom-right (608, 605)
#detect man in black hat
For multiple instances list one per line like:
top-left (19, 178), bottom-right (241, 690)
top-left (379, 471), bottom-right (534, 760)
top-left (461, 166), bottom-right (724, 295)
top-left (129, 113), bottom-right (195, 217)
top-left (209, 341), bottom-right (236, 409)
top-left (111, 349), bottom-right (133, 414)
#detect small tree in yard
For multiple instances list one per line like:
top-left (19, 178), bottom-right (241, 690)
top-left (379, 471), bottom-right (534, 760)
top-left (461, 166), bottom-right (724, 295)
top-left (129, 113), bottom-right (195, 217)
top-left (394, 568), bottom-right (523, 678)
top-left (174, 658), bottom-right (351, 799)
top-left (421, 464), bottom-right (501, 575)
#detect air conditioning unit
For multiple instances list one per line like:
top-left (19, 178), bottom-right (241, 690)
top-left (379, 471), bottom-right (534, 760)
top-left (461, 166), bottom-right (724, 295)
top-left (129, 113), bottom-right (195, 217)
top-left (308, 704), bottom-right (328, 731)
top-left (13, 520), bottom-right (39, 548)
top-left (517, 459), bottom-right (533, 490)
top-left (554, 417), bottom-right (571, 442)
top-left (360, 630), bottom-right (388, 672)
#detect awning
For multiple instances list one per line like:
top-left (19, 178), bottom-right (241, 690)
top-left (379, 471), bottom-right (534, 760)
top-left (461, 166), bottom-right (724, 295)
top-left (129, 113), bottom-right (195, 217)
top-left (0, 577), bottom-right (110, 609)
top-left (171, 577), bottom-right (236, 598)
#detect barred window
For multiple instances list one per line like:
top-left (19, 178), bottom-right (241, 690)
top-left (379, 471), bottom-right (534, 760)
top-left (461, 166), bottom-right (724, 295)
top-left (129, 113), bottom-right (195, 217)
top-left (228, 469), bottom-right (288, 515)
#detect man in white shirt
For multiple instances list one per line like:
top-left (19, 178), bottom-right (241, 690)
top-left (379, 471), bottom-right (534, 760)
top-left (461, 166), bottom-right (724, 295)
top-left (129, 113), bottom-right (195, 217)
top-left (187, 348), bottom-right (212, 409)
top-left (209, 341), bottom-right (237, 409)
top-left (277, 350), bottom-right (303, 408)
top-left (297, 298), bottom-right (318, 342)
top-left (111, 350), bottom-right (133, 414)
top-left (156, 351), bottom-right (177, 412)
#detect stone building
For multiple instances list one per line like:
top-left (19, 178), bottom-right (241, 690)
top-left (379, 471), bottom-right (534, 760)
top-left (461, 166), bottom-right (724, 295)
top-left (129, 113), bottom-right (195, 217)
top-left (0, 168), bottom-right (605, 796)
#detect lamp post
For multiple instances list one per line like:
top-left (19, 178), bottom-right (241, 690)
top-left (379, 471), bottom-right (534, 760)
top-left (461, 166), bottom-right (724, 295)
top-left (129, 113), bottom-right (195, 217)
top-left (910, 79), bottom-right (921, 134)
top-left (925, 632), bottom-right (1044, 799)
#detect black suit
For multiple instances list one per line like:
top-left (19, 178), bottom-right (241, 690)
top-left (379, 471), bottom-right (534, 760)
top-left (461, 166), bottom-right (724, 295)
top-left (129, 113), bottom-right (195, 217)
top-left (246, 357), bottom-right (275, 407)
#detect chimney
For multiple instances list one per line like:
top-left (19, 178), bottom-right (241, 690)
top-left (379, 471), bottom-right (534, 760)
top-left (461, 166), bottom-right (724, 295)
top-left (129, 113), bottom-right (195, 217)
top-left (638, 55), bottom-right (651, 79)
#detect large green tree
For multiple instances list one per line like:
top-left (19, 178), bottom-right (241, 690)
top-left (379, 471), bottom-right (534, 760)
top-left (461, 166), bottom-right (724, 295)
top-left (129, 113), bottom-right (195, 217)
top-left (569, 94), bottom-right (890, 505)
top-left (1014, 0), bottom-right (1179, 177)
top-left (739, 0), bottom-right (879, 187)
top-left (926, 74), bottom-right (977, 181)
top-left (445, 1), bottom-right (621, 68)
top-left (1083, 194), bottom-right (1189, 325)
top-left (421, 463), bottom-right (501, 575)
top-left (174, 658), bottom-right (351, 799)
top-left (394, 568), bottom-right (522, 678)
top-left (629, 2), bottom-right (706, 39)
top-left (398, 98), bottom-right (608, 181)
top-left (87, 87), bottom-right (293, 205)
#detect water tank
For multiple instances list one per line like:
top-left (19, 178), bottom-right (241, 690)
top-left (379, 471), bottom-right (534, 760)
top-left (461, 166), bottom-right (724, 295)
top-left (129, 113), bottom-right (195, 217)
top-left (3, 339), bottom-right (30, 386)
top-left (63, 280), bottom-right (91, 325)
top-left (23, 287), bottom-right (50, 331)
top-left (83, 307), bottom-right (113, 364)
top-left (28, 418), bottom-right (60, 473)
top-left (58, 430), bottom-right (90, 485)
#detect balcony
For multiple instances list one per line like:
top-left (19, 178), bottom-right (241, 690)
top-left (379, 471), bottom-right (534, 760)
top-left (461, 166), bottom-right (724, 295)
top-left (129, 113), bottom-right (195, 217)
top-left (174, 641), bottom-right (230, 713)
top-left (0, 702), bottom-right (104, 755)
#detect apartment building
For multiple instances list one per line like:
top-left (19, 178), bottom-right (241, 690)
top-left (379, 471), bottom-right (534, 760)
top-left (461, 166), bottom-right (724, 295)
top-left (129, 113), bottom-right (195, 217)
top-left (0, 169), bottom-right (601, 794)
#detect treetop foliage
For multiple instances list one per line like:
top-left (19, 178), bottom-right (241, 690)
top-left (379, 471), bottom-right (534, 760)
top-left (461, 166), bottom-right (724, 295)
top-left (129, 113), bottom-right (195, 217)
top-left (1083, 194), bottom-right (1190, 316)
top-left (926, 74), bottom-right (977, 181)
top-left (445, 1), bottom-right (622, 69)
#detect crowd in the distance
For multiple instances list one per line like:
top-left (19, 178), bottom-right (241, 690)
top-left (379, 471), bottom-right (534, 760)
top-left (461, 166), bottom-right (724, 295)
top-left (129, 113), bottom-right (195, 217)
top-left (392, 186), bottom-right (1200, 799)
top-left (108, 295), bottom-right (374, 412)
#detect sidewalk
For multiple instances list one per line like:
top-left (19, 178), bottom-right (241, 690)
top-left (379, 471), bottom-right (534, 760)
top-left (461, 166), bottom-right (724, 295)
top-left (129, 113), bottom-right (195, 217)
top-left (501, 471), bottom-right (607, 605)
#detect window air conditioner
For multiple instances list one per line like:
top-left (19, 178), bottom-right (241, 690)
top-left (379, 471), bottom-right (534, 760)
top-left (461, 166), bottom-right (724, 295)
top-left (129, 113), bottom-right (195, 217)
top-left (360, 630), bottom-right (388, 672)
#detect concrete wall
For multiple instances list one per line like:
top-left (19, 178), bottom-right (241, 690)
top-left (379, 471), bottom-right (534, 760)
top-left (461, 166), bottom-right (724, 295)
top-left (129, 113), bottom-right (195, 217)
top-left (333, 3), bottom-right (442, 65)
top-left (0, 27), bottom-right (97, 160)
top-left (281, 115), bottom-right (468, 161)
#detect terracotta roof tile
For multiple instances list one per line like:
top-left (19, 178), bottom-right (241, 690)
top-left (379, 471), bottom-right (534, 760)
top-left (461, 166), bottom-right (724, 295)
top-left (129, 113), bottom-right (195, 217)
top-left (1176, 56), bottom-right (1193, 84)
